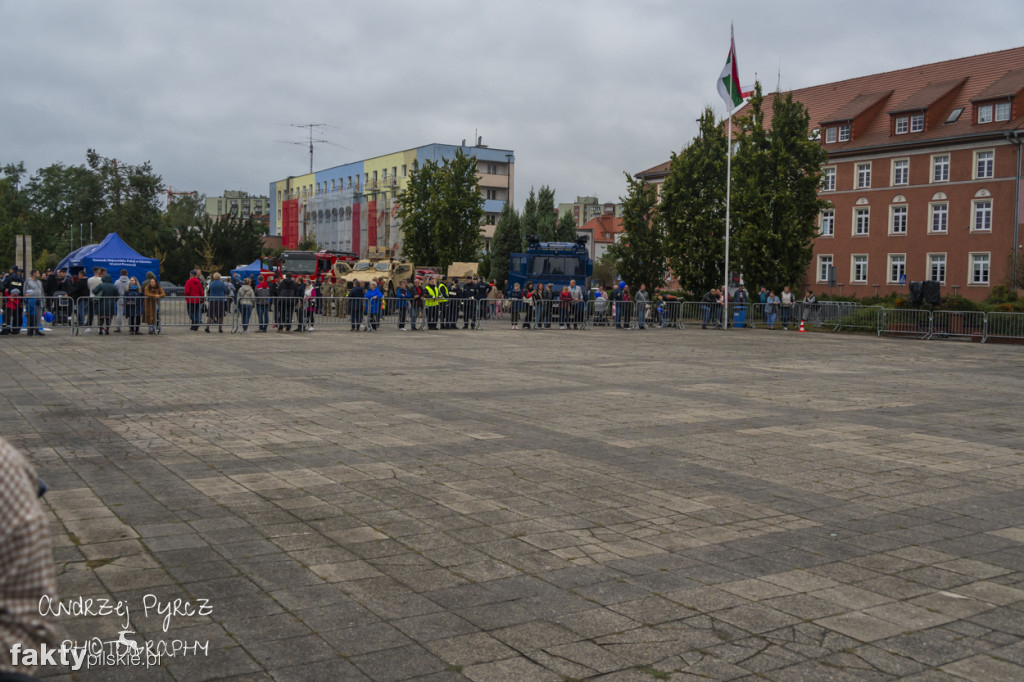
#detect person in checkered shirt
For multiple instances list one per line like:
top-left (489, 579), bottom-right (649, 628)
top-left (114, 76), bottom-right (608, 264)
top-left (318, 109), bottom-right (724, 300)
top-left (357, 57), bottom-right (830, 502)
top-left (0, 437), bottom-right (57, 678)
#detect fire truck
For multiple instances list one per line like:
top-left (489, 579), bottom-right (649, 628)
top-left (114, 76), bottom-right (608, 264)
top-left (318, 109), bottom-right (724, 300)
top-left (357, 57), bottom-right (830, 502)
top-left (261, 250), bottom-right (357, 282)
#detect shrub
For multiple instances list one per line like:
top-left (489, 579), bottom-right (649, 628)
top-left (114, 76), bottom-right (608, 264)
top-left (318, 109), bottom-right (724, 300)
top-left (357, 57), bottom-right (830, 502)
top-left (939, 295), bottom-right (980, 311)
top-left (986, 285), bottom-right (1018, 305)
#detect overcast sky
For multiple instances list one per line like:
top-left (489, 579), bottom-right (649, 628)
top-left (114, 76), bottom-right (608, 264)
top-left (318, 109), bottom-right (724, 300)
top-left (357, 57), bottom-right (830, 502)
top-left (3, 0), bottom-right (1023, 211)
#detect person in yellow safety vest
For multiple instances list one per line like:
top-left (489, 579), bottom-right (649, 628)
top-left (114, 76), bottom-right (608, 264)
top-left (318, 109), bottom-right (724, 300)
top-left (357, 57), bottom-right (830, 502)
top-left (437, 277), bottom-right (453, 329)
top-left (424, 276), bottom-right (441, 330)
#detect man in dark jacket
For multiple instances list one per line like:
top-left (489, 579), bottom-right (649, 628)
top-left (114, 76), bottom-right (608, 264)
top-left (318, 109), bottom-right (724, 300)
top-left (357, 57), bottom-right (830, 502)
top-left (277, 275), bottom-right (295, 332)
top-left (348, 280), bottom-right (365, 331)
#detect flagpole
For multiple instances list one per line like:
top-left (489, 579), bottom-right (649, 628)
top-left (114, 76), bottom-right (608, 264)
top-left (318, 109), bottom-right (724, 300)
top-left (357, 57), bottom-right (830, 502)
top-left (724, 88), bottom-right (732, 331)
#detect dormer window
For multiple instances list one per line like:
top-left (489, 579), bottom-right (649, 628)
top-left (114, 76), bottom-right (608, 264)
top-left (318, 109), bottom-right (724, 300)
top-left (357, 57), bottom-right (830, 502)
top-left (825, 127), bottom-right (837, 143)
top-left (895, 116), bottom-right (908, 134)
top-left (978, 104), bottom-right (993, 123)
top-left (910, 113), bottom-right (924, 132)
top-left (838, 123), bottom-right (851, 142)
top-left (995, 101), bottom-right (1011, 121)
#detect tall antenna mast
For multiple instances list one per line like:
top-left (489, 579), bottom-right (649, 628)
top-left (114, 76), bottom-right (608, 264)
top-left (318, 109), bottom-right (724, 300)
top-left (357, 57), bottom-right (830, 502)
top-left (289, 123), bottom-right (332, 173)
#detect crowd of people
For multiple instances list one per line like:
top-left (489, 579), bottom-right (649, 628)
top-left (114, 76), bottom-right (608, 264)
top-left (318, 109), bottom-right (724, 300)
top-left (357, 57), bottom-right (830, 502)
top-left (2, 262), bottom-right (820, 336)
top-left (1, 264), bottom-right (166, 336)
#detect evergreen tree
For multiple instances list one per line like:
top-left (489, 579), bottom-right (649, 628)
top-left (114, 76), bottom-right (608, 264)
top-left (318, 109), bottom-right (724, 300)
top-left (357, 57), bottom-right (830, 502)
top-left (554, 210), bottom-right (578, 242)
top-left (535, 185), bottom-right (557, 241)
top-left (607, 172), bottom-right (664, 293)
top-left (397, 149), bottom-right (484, 270)
top-left (488, 202), bottom-right (521, 288)
top-left (520, 188), bottom-right (538, 240)
top-left (660, 107), bottom-right (729, 297)
top-left (732, 84), bottom-right (830, 292)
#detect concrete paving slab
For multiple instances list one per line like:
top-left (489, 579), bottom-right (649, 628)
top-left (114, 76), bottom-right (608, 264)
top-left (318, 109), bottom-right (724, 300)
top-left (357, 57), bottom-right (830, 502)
top-left (2, 327), bottom-right (1022, 680)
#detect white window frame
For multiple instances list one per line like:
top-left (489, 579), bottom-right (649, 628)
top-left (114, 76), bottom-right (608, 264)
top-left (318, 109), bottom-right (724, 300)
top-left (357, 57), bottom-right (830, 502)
top-left (928, 253), bottom-right (947, 284)
top-left (970, 252), bottom-right (990, 285)
top-left (825, 127), bottom-right (837, 143)
top-left (892, 158), bottom-right (909, 186)
top-left (932, 154), bottom-right (950, 183)
top-left (910, 113), bottom-right (925, 132)
top-left (851, 255), bottom-right (868, 283)
top-left (822, 166), bottom-right (836, 191)
top-left (929, 202), bottom-right (948, 233)
top-left (818, 255), bottom-right (833, 283)
top-left (975, 150), bottom-right (994, 179)
top-left (977, 104), bottom-right (993, 124)
top-left (853, 207), bottom-right (870, 236)
top-left (856, 163), bottom-right (871, 189)
top-left (890, 204), bottom-right (908, 235)
top-left (895, 116), bottom-right (908, 134)
top-left (972, 199), bottom-right (992, 232)
top-left (820, 209), bottom-right (834, 237)
top-left (838, 123), bottom-right (851, 142)
top-left (995, 101), bottom-right (1011, 122)
top-left (888, 254), bottom-right (906, 284)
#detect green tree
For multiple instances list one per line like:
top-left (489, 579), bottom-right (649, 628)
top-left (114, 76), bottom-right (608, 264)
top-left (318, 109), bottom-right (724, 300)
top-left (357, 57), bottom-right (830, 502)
top-left (488, 202), bottom-right (521, 288)
top-left (520, 188), bottom-right (538, 240)
top-left (397, 149), bottom-right (484, 270)
top-left (554, 210), bottom-right (578, 242)
top-left (536, 185), bottom-right (557, 241)
top-left (732, 84), bottom-right (830, 292)
top-left (23, 162), bottom-right (104, 257)
top-left (660, 107), bottom-right (729, 297)
top-left (85, 149), bottom-right (166, 256)
top-left (297, 235), bottom-right (319, 251)
top-left (607, 172), bottom-right (664, 293)
top-left (0, 163), bottom-right (31, 267)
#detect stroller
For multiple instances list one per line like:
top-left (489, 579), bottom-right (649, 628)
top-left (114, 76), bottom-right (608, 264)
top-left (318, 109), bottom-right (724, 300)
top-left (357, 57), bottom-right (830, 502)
top-left (592, 296), bottom-right (609, 326)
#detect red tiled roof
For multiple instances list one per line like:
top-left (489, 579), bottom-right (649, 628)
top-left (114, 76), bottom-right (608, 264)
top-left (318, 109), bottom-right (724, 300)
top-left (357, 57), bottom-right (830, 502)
top-left (580, 215), bottom-right (624, 243)
top-left (888, 78), bottom-right (964, 113)
top-left (820, 90), bottom-right (893, 123)
top-left (971, 67), bottom-right (1024, 101)
top-left (635, 161), bottom-right (670, 180)
top-left (741, 46), bottom-right (1024, 152)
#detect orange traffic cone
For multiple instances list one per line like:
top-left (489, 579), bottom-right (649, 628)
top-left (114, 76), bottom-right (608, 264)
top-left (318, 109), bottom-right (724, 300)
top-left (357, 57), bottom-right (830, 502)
top-left (799, 319), bottom-right (806, 333)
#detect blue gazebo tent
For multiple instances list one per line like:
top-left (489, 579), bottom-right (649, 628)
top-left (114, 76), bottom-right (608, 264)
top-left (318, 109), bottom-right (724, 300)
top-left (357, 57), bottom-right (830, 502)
top-left (57, 233), bottom-right (160, 285)
top-left (230, 258), bottom-right (263, 283)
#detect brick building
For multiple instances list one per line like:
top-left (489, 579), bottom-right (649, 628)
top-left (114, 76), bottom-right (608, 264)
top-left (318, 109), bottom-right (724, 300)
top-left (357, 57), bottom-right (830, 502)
top-left (639, 47), bottom-right (1024, 301)
top-left (751, 47), bottom-right (1024, 300)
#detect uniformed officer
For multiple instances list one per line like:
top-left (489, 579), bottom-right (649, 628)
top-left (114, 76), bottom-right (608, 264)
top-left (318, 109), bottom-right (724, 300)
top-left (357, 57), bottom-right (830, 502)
top-left (424, 276), bottom-right (440, 330)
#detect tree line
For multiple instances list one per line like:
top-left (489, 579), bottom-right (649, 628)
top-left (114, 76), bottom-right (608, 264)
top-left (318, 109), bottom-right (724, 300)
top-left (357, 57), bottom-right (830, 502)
top-left (610, 85), bottom-right (828, 297)
top-left (396, 148), bottom-right (578, 281)
top-left (0, 149), bottom-right (267, 284)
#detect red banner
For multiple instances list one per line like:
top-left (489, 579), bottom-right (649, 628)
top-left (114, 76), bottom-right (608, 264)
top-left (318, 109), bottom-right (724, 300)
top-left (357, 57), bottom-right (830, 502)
top-left (282, 199), bottom-right (299, 249)
top-left (351, 200), bottom-right (361, 256)
top-left (367, 199), bottom-right (377, 251)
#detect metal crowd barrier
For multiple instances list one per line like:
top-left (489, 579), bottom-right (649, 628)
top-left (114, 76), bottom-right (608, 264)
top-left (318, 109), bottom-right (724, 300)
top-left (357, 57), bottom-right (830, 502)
top-left (7, 292), bottom-right (1024, 344)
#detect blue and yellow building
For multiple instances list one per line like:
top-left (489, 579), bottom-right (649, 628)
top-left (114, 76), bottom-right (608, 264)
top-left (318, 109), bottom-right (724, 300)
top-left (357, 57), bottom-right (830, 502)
top-left (269, 141), bottom-right (515, 255)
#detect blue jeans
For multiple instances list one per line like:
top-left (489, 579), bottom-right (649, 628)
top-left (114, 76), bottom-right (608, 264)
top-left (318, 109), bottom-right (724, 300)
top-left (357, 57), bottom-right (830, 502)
top-left (240, 304), bottom-right (253, 331)
top-left (781, 307), bottom-right (791, 327)
top-left (256, 303), bottom-right (269, 331)
top-left (187, 302), bottom-right (203, 329)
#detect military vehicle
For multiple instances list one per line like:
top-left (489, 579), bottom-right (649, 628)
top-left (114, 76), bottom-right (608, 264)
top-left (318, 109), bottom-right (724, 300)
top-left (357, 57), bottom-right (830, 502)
top-left (447, 262), bottom-right (479, 279)
top-left (332, 246), bottom-right (414, 297)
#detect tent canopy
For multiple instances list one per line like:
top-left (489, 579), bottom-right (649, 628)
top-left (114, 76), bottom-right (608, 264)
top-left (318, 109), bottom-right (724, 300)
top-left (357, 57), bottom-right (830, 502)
top-left (230, 258), bottom-right (263, 282)
top-left (57, 233), bottom-right (160, 285)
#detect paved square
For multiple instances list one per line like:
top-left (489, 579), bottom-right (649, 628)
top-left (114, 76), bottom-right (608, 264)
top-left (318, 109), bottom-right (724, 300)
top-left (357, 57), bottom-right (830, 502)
top-left (3, 327), bottom-right (1023, 681)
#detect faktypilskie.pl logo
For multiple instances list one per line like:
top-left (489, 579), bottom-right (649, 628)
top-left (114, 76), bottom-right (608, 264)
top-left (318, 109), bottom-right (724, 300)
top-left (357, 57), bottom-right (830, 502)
top-left (13, 593), bottom-right (214, 671)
